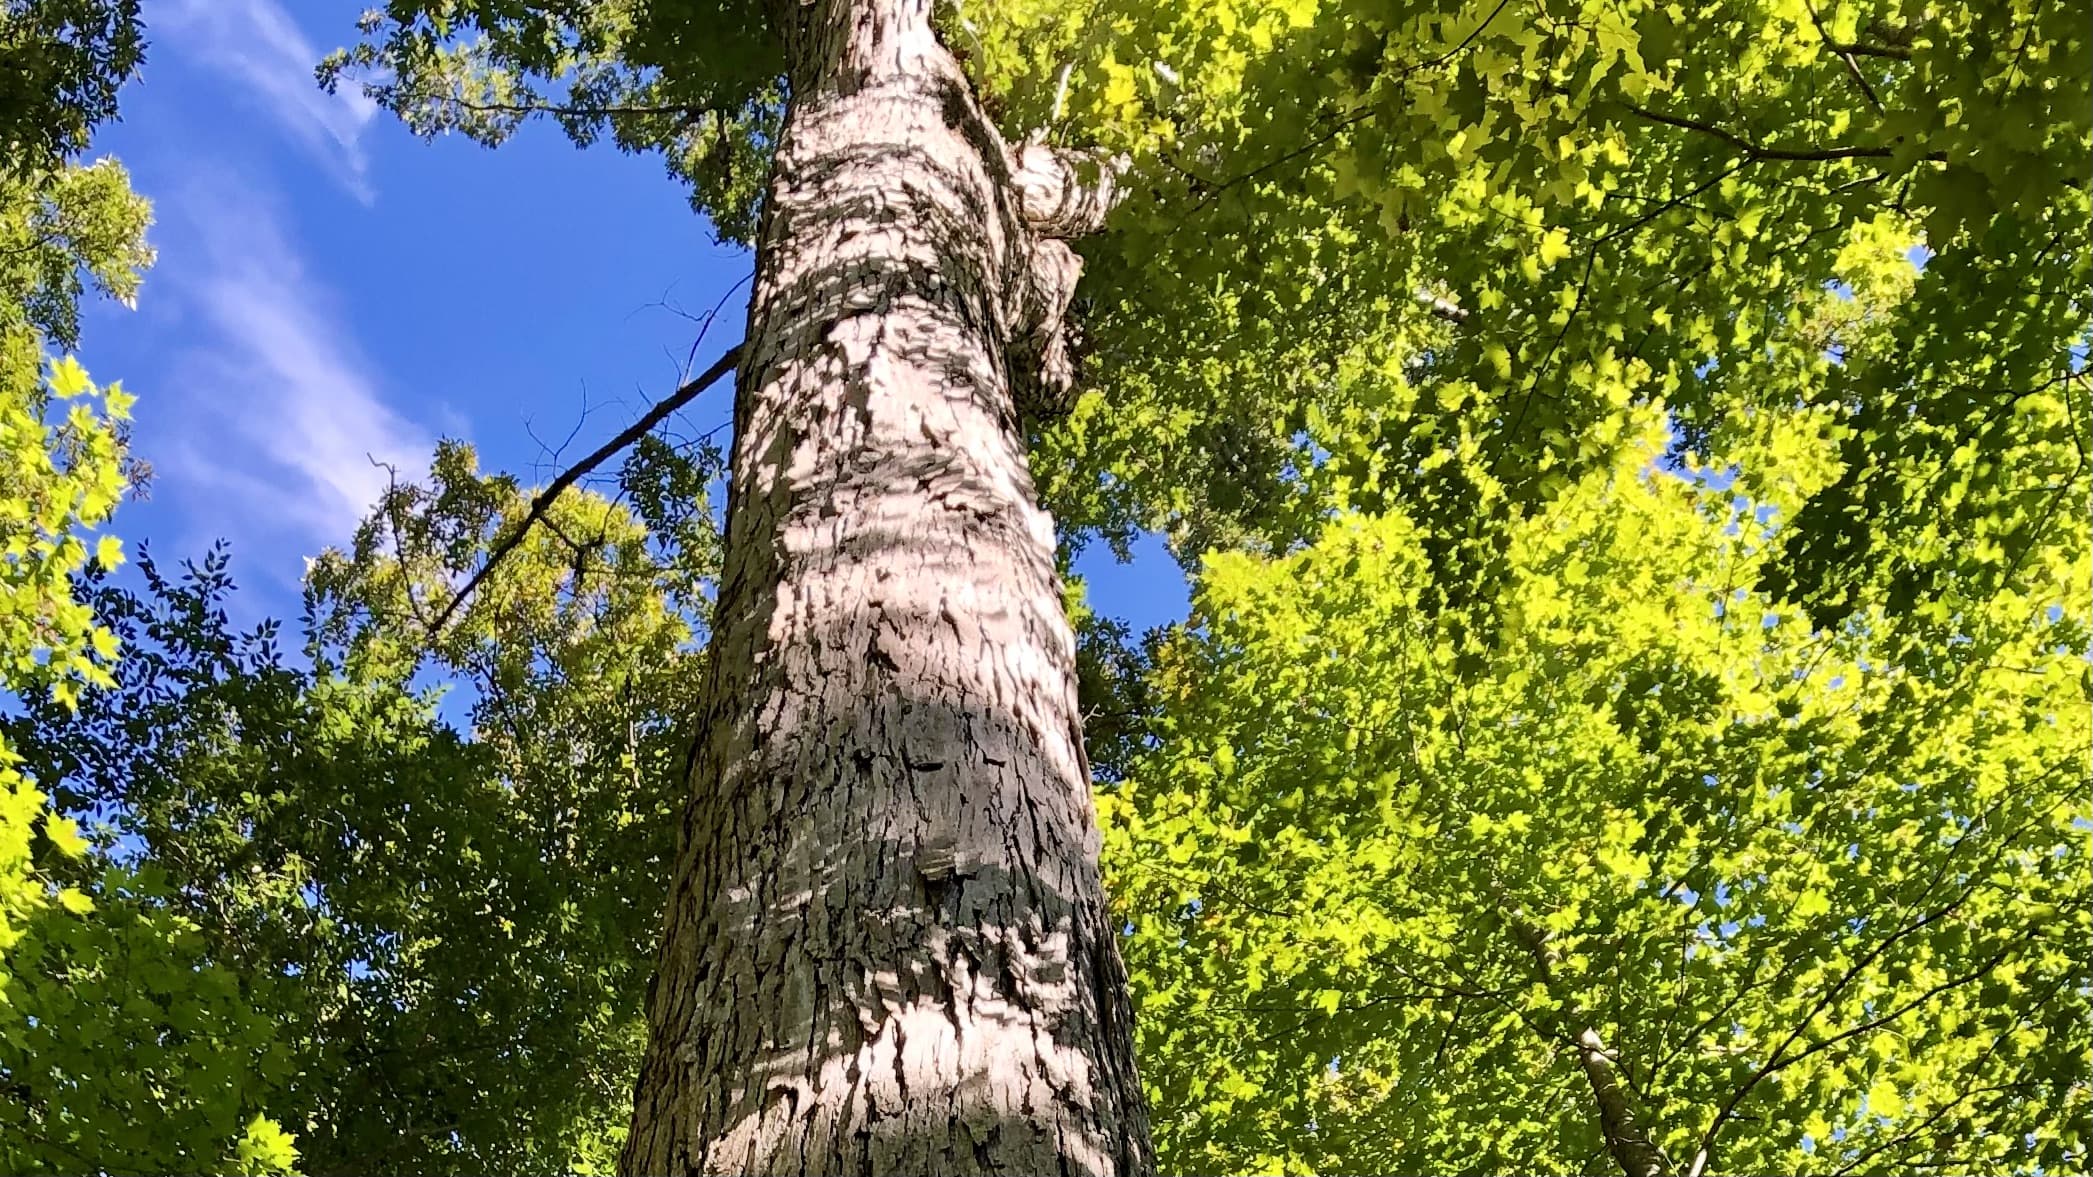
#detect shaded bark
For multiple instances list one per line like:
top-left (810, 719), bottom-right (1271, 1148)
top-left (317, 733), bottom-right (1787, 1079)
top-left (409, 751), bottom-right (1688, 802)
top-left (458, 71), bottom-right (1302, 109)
top-left (1571, 1026), bottom-right (1674, 1177)
top-left (619, 2), bottom-right (1150, 1173)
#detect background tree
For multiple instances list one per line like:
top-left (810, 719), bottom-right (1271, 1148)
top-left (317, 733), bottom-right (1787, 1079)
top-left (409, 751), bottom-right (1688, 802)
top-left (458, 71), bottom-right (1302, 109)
top-left (14, 437), bottom-right (722, 1174)
top-left (0, 0), bottom-right (143, 173)
top-left (1103, 403), bottom-right (2085, 1175)
top-left (0, 141), bottom-right (299, 1173)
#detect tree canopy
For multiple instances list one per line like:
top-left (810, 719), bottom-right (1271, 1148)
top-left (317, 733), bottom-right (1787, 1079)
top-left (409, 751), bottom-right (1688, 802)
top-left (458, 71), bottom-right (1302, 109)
top-left (1, 0), bottom-right (2086, 1172)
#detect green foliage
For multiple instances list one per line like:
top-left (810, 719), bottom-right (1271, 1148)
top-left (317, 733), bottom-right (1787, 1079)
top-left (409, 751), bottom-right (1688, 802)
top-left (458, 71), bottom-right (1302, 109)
top-left (0, 861), bottom-right (300, 1177)
top-left (14, 437), bottom-right (723, 1174)
top-left (963, 0), bottom-right (2089, 587)
top-left (0, 355), bottom-right (125, 707)
top-left (1, 157), bottom-right (153, 355)
top-left (0, 0), bottom-right (144, 172)
top-left (322, 1), bottom-right (782, 241)
top-left (1101, 408), bottom-right (2088, 1174)
top-left (0, 155), bottom-right (153, 711)
top-left (0, 156), bottom-right (298, 1174)
top-left (3, 2), bottom-right (2081, 1172)
top-left (964, 28), bottom-right (2093, 1165)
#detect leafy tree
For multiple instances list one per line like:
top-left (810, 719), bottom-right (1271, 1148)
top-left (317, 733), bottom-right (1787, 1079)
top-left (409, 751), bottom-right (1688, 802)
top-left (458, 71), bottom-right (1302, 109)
top-left (337, 3), bottom-right (1157, 1170)
top-left (1098, 303), bottom-right (2087, 1177)
top-left (972, 0), bottom-right (2088, 575)
top-left (1, 161), bottom-right (297, 1174)
top-left (13, 437), bottom-right (721, 1174)
top-left (0, 0), bottom-right (144, 173)
top-left (311, 0), bottom-right (2087, 1171)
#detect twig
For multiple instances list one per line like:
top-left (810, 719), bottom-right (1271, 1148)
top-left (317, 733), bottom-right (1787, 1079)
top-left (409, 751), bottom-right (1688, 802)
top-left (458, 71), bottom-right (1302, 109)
top-left (1606, 97), bottom-right (1933, 163)
top-left (424, 345), bottom-right (743, 637)
top-left (1804, 0), bottom-right (1885, 112)
top-left (1683, 877), bottom-right (1994, 1177)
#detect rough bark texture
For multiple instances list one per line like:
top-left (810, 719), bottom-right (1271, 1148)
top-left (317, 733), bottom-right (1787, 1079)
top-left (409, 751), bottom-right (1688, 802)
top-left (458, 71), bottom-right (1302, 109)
top-left (619, 2), bottom-right (1151, 1174)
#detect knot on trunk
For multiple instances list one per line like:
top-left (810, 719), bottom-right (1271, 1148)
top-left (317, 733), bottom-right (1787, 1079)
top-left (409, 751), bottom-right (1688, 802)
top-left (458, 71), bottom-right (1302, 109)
top-left (1008, 236), bottom-right (1085, 420)
top-left (1011, 142), bottom-right (1126, 239)
top-left (1004, 145), bottom-right (1121, 420)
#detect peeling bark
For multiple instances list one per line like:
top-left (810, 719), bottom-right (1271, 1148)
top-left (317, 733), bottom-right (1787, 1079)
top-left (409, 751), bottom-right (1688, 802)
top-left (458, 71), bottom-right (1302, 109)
top-left (619, 2), bottom-right (1150, 1174)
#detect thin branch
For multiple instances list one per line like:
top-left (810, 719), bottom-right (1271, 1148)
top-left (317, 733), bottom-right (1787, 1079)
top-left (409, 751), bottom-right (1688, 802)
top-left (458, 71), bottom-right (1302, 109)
top-left (1684, 876), bottom-right (1990, 1177)
top-left (1601, 97), bottom-right (1937, 163)
top-left (1181, 0), bottom-right (1515, 215)
top-left (424, 345), bottom-right (742, 638)
top-left (1828, 972), bottom-right (2069, 1176)
top-left (1829, 39), bottom-right (1913, 60)
top-left (638, 271), bottom-right (755, 391)
top-left (404, 92), bottom-right (704, 123)
top-left (1766, 929), bottom-right (2035, 1082)
top-left (1498, 891), bottom-right (1677, 1177)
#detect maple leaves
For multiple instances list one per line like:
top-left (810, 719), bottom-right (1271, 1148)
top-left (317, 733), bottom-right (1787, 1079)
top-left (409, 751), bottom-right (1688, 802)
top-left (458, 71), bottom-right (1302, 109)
top-left (1106, 416), bottom-right (2087, 1173)
top-left (0, 163), bottom-right (301, 1175)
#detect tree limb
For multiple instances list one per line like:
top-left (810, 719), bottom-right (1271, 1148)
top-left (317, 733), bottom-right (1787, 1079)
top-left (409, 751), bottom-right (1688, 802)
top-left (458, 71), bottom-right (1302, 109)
top-left (1802, 0), bottom-right (1886, 112)
top-left (1606, 99), bottom-right (1933, 163)
top-left (424, 344), bottom-right (742, 638)
top-left (1011, 142), bottom-right (1127, 238)
top-left (1830, 38), bottom-right (1913, 60)
top-left (1683, 873), bottom-right (1996, 1177)
top-left (1497, 890), bottom-right (1677, 1177)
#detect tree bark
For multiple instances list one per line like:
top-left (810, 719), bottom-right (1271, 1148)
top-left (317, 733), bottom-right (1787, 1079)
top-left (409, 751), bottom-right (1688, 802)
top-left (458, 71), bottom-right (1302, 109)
top-left (619, 2), bottom-right (1150, 1174)
top-left (1499, 896), bottom-right (1674, 1177)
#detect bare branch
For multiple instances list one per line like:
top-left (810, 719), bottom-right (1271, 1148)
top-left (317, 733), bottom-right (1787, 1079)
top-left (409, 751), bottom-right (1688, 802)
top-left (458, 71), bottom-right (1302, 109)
top-left (1829, 38), bottom-right (1913, 60)
top-left (424, 345), bottom-right (743, 638)
top-left (1803, 0), bottom-right (1886, 112)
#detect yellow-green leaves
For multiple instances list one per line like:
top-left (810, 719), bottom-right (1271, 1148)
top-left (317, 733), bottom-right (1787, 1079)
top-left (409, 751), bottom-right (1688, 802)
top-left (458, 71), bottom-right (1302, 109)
top-left (1595, 813), bottom-right (1649, 883)
top-left (0, 356), bottom-right (129, 700)
top-left (963, 0), bottom-right (2087, 600)
top-left (1, 150), bottom-right (304, 1177)
top-left (1104, 416), bottom-right (2089, 1174)
top-left (235, 1114), bottom-right (301, 1176)
top-left (0, 347), bottom-right (132, 1044)
top-left (43, 813), bottom-right (87, 858)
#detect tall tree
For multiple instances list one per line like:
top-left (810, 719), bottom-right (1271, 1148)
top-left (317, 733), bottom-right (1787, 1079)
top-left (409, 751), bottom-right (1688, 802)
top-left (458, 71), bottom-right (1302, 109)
top-left (343, 2), bottom-right (1154, 1172)
top-left (327, 0), bottom-right (2086, 1171)
top-left (613, 5), bottom-right (1151, 1171)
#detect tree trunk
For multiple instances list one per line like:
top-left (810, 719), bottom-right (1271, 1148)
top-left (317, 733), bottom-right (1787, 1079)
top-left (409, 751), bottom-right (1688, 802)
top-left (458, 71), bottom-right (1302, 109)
top-left (1499, 895), bottom-right (1674, 1177)
top-left (620, 2), bottom-right (1150, 1174)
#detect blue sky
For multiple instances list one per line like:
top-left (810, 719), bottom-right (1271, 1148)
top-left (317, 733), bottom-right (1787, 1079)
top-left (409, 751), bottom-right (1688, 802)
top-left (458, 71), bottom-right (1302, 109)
top-left (76, 0), bottom-right (1185, 638)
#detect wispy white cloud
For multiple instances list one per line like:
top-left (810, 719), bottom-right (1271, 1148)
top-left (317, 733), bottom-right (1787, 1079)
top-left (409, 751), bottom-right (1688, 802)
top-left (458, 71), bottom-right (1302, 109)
top-left (149, 0), bottom-right (379, 200)
top-left (156, 176), bottom-right (430, 569)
